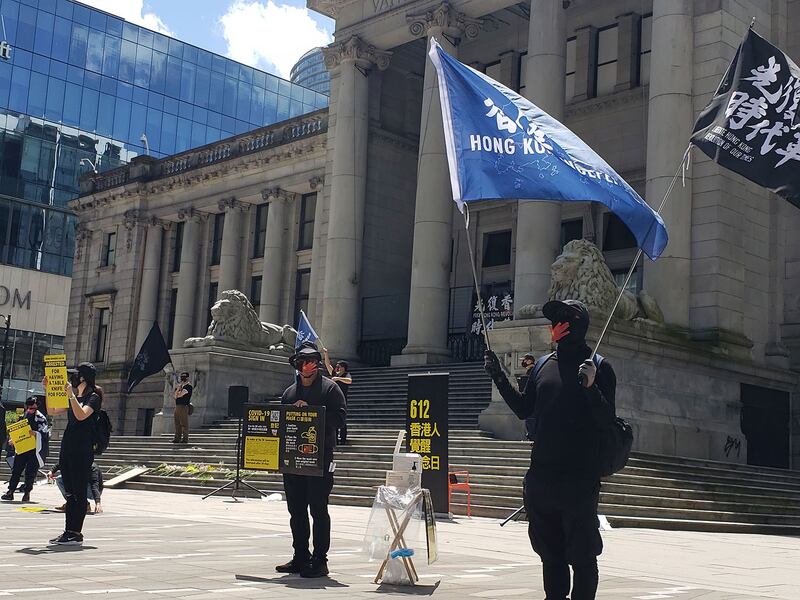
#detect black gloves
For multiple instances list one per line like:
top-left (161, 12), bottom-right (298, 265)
top-left (483, 350), bottom-right (503, 380)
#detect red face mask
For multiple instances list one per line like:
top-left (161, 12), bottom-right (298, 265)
top-left (551, 321), bottom-right (570, 343)
top-left (299, 361), bottom-right (318, 376)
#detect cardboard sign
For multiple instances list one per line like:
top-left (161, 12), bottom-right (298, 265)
top-left (407, 373), bottom-right (449, 514)
top-left (7, 420), bottom-right (36, 454)
top-left (241, 404), bottom-right (326, 476)
top-left (422, 489), bottom-right (439, 564)
top-left (44, 354), bottom-right (69, 410)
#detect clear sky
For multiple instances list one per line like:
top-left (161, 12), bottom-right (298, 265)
top-left (78, 0), bottom-right (335, 80)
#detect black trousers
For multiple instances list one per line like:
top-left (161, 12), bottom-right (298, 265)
top-left (7, 450), bottom-right (38, 493)
top-left (60, 450), bottom-right (93, 534)
top-left (523, 470), bottom-right (602, 600)
top-left (338, 423), bottom-right (347, 444)
top-left (282, 469), bottom-right (334, 561)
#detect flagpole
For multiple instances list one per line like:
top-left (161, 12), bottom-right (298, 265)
top-left (462, 204), bottom-right (493, 352)
top-left (590, 143), bottom-right (693, 359)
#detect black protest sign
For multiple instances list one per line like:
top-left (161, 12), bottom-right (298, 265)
top-left (691, 28), bottom-right (800, 205)
top-left (241, 404), bottom-right (326, 476)
top-left (406, 373), bottom-right (449, 514)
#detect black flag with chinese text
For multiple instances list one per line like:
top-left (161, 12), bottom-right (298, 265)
top-left (691, 27), bottom-right (800, 206)
top-left (127, 322), bottom-right (171, 393)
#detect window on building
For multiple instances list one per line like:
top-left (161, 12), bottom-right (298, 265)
top-left (94, 308), bottom-right (110, 363)
top-left (293, 269), bottom-right (311, 321)
top-left (298, 193), bottom-right (316, 250)
top-left (207, 282), bottom-right (218, 328)
top-left (612, 266), bottom-right (643, 294)
top-left (250, 275), bottom-right (262, 309)
top-left (639, 14), bottom-right (652, 86)
top-left (565, 36), bottom-right (577, 101)
top-left (167, 288), bottom-right (178, 347)
top-left (102, 232), bottom-right (116, 266)
top-left (252, 203), bottom-right (268, 258)
top-left (561, 219), bottom-right (583, 248)
top-left (172, 221), bottom-right (184, 272)
top-left (595, 25), bottom-right (618, 96)
top-left (603, 213), bottom-right (636, 251)
top-left (482, 231), bottom-right (512, 268)
top-left (210, 213), bottom-right (225, 265)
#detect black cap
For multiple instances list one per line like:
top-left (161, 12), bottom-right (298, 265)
top-left (180, 371), bottom-right (190, 377)
top-left (542, 299), bottom-right (590, 324)
top-left (25, 396), bottom-right (38, 406)
top-left (521, 353), bottom-right (535, 361)
top-left (76, 362), bottom-right (97, 385)
top-left (288, 342), bottom-right (322, 367)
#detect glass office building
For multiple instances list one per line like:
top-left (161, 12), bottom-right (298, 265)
top-left (290, 48), bottom-right (330, 96)
top-left (0, 0), bottom-right (328, 402)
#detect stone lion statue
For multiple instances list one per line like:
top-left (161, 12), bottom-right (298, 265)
top-left (518, 238), bottom-right (664, 323)
top-left (184, 289), bottom-right (298, 354)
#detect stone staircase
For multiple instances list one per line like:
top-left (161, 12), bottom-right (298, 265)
top-left (6, 421), bottom-right (800, 536)
top-left (346, 362), bottom-right (493, 428)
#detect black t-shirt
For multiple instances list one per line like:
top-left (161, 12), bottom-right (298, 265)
top-left (334, 372), bottom-right (351, 400)
top-left (282, 375), bottom-right (346, 458)
top-left (176, 383), bottom-right (193, 406)
top-left (61, 391), bottom-right (102, 454)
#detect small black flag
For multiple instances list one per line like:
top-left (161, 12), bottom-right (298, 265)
top-left (127, 322), bottom-right (171, 393)
top-left (691, 28), bottom-right (800, 206)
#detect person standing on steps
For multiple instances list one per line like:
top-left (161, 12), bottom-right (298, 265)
top-left (172, 372), bottom-right (193, 444)
top-left (1, 396), bottom-right (50, 503)
top-left (322, 349), bottom-right (352, 445)
top-left (484, 299), bottom-right (616, 600)
top-left (44, 362), bottom-right (103, 546)
top-left (276, 343), bottom-right (346, 578)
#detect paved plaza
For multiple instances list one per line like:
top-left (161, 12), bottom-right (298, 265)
top-left (0, 484), bottom-right (797, 599)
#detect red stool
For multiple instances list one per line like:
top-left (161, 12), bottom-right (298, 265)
top-left (448, 470), bottom-right (471, 517)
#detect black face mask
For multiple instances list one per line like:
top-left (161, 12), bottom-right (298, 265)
top-left (69, 373), bottom-right (81, 388)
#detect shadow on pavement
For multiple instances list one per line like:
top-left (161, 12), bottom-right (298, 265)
top-left (235, 573), bottom-right (349, 589)
top-left (374, 581), bottom-right (441, 595)
top-left (17, 545), bottom-right (98, 555)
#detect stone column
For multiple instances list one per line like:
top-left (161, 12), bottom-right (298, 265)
top-left (172, 210), bottom-right (203, 348)
top-left (399, 2), bottom-right (481, 364)
top-left (307, 176), bottom-right (326, 324)
top-left (135, 220), bottom-right (165, 350)
top-left (320, 36), bottom-right (391, 359)
top-left (259, 187), bottom-right (292, 324)
top-left (514, 0), bottom-right (567, 317)
top-left (217, 197), bottom-right (248, 296)
top-left (643, 0), bottom-right (693, 328)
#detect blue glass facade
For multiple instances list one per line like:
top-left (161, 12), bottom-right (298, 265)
top-left (290, 48), bottom-right (330, 96)
top-left (0, 0), bottom-right (329, 277)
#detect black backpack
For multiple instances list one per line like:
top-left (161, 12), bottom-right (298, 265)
top-left (531, 352), bottom-right (633, 477)
top-left (92, 408), bottom-right (113, 455)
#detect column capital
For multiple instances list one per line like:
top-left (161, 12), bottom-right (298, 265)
top-left (309, 175), bottom-right (325, 190)
top-left (217, 196), bottom-right (249, 212)
top-left (177, 207), bottom-right (206, 223)
top-left (122, 209), bottom-right (171, 230)
top-left (322, 36), bottom-right (392, 72)
top-left (261, 187), bottom-right (295, 203)
top-left (406, 1), bottom-right (482, 42)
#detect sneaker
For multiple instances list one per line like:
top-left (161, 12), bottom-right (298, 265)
top-left (275, 557), bottom-right (310, 574)
top-left (1, 491), bottom-right (13, 501)
top-left (300, 559), bottom-right (329, 578)
top-left (21, 492), bottom-right (30, 503)
top-left (54, 503), bottom-right (66, 512)
top-left (49, 531), bottom-right (67, 544)
top-left (54, 531), bottom-right (84, 546)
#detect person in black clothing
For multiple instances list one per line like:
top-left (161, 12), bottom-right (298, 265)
top-left (323, 349), bottom-right (352, 445)
top-left (50, 461), bottom-right (104, 514)
top-left (276, 343), bottom-right (346, 579)
top-left (517, 353), bottom-right (537, 442)
top-left (2, 396), bottom-right (50, 503)
top-left (484, 299), bottom-right (616, 600)
top-left (172, 372), bottom-right (193, 444)
top-left (44, 362), bottom-right (102, 546)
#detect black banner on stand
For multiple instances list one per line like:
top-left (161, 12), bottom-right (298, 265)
top-left (241, 404), bottom-right (326, 476)
top-left (406, 373), bottom-right (449, 514)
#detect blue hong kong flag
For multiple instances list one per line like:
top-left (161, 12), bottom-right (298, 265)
top-left (295, 310), bottom-right (319, 349)
top-left (429, 39), bottom-right (668, 260)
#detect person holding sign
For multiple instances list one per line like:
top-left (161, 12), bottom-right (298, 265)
top-left (276, 343), bottom-right (346, 578)
top-left (1, 397), bottom-right (49, 503)
top-left (44, 362), bottom-right (102, 546)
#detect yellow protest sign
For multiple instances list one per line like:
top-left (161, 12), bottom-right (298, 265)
top-left (8, 420), bottom-right (36, 454)
top-left (44, 354), bottom-right (69, 409)
top-left (243, 436), bottom-right (279, 471)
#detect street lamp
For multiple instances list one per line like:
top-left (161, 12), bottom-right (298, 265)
top-left (140, 133), bottom-right (150, 156)
top-left (0, 315), bottom-right (11, 449)
top-left (79, 158), bottom-right (97, 173)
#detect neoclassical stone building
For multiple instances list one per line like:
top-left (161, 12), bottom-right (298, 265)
top-left (69, 0), bottom-right (800, 468)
